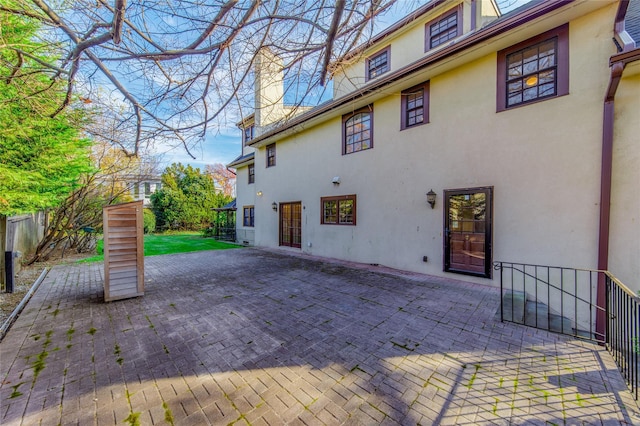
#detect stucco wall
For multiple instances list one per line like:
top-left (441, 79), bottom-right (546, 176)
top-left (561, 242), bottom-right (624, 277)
top-left (609, 70), bottom-right (640, 291)
top-left (333, 0), bottom-right (501, 99)
top-left (234, 165), bottom-right (256, 245)
top-left (239, 3), bottom-right (638, 291)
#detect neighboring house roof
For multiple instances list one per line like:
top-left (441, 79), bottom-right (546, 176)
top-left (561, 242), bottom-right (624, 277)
top-left (227, 152), bottom-right (254, 168)
top-left (247, 0), bottom-right (576, 148)
top-left (626, 0), bottom-right (640, 45)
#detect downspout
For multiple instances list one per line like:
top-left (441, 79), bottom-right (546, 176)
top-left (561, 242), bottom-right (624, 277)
top-left (596, 0), bottom-right (634, 339)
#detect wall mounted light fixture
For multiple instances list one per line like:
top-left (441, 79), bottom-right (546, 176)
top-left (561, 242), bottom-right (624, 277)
top-left (257, 191), bottom-right (263, 196)
top-left (332, 176), bottom-right (341, 185)
top-left (272, 202), bottom-right (278, 212)
top-left (426, 189), bottom-right (437, 209)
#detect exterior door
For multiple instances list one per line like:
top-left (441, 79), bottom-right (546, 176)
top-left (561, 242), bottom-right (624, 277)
top-left (279, 202), bottom-right (302, 248)
top-left (444, 187), bottom-right (492, 278)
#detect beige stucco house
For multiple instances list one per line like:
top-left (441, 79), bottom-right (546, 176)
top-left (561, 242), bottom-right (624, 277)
top-left (229, 0), bottom-right (640, 296)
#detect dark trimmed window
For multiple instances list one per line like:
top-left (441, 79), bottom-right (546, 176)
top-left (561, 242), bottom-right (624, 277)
top-left (321, 195), bottom-right (356, 225)
top-left (401, 81), bottom-right (430, 130)
top-left (426, 8), bottom-right (461, 50)
top-left (266, 143), bottom-right (276, 167)
top-left (366, 46), bottom-right (390, 81)
top-left (343, 105), bottom-right (373, 155)
top-left (243, 206), bottom-right (254, 227)
top-left (248, 164), bottom-right (255, 184)
top-left (243, 124), bottom-right (254, 144)
top-left (497, 24), bottom-right (569, 111)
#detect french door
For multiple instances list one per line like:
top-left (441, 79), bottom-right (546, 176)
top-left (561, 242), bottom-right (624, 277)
top-left (279, 202), bottom-right (302, 248)
top-left (444, 187), bottom-right (492, 278)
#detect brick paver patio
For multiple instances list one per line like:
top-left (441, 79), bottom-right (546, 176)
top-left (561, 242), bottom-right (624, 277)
top-left (1, 248), bottom-right (638, 425)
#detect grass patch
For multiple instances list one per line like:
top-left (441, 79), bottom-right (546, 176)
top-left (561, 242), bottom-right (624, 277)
top-left (79, 232), bottom-right (242, 263)
top-left (163, 402), bottom-right (175, 425)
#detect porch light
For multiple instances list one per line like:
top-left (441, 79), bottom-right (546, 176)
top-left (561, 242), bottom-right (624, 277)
top-left (426, 189), bottom-right (437, 209)
top-left (525, 75), bottom-right (538, 87)
top-left (272, 202), bottom-right (278, 212)
top-left (257, 191), bottom-right (263, 196)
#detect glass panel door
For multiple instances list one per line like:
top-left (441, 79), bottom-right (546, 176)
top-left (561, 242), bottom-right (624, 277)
top-left (279, 202), bottom-right (302, 248)
top-left (444, 187), bottom-right (492, 278)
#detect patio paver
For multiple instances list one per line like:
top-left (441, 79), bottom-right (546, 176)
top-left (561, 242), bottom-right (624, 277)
top-left (1, 248), bottom-right (639, 425)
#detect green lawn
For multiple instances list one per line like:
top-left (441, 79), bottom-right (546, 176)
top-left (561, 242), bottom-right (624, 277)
top-left (80, 232), bottom-right (242, 263)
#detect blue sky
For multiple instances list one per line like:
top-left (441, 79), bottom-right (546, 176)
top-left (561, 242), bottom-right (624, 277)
top-left (161, 0), bottom-right (530, 172)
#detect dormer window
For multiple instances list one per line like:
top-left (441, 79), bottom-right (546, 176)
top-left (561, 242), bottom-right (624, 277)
top-left (366, 46), bottom-right (390, 81)
top-left (243, 124), bottom-right (254, 144)
top-left (426, 7), bottom-right (461, 50)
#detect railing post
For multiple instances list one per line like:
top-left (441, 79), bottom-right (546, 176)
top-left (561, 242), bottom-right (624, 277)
top-left (496, 262), bottom-right (504, 323)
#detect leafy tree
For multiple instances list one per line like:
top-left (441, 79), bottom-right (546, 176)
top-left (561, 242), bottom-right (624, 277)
top-left (26, 141), bottom-right (160, 263)
top-left (152, 163), bottom-right (232, 231)
top-left (143, 209), bottom-right (156, 234)
top-left (206, 163), bottom-right (236, 197)
top-left (0, 11), bottom-right (92, 216)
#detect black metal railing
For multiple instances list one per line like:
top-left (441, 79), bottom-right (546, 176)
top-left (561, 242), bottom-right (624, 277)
top-left (212, 225), bottom-right (236, 242)
top-left (606, 273), bottom-right (639, 400)
top-left (494, 261), bottom-right (639, 400)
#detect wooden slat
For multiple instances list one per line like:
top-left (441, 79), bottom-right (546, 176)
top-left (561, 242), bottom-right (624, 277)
top-left (103, 201), bottom-right (144, 302)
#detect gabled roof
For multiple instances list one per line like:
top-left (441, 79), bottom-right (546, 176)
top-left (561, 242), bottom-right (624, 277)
top-left (227, 152), bottom-right (254, 168)
top-left (213, 199), bottom-right (236, 212)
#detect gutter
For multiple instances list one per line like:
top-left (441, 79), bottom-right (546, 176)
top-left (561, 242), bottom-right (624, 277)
top-left (596, 0), bottom-right (637, 339)
top-left (248, 0), bottom-right (575, 147)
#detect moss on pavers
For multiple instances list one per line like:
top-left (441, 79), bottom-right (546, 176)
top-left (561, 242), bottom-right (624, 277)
top-left (1, 250), bottom-right (638, 425)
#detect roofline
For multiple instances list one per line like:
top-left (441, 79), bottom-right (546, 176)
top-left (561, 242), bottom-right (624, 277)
top-left (227, 153), bottom-right (255, 168)
top-left (249, 0), bottom-right (576, 147)
top-left (235, 113), bottom-right (255, 128)
top-left (340, 0), bottom-right (450, 63)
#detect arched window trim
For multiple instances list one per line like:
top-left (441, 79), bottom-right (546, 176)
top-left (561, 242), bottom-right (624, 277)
top-left (342, 105), bottom-right (374, 155)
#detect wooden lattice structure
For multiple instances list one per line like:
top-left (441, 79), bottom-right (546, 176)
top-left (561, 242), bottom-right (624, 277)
top-left (102, 201), bottom-right (144, 301)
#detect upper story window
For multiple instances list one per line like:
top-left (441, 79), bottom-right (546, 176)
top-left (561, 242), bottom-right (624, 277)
top-left (401, 81), bottom-right (430, 130)
top-left (426, 7), bottom-right (461, 50)
top-left (321, 195), bottom-right (356, 225)
top-left (266, 143), bottom-right (276, 167)
top-left (343, 105), bottom-right (373, 155)
top-left (248, 163), bottom-right (255, 184)
top-left (243, 124), bottom-right (254, 144)
top-left (366, 46), bottom-right (390, 81)
top-left (497, 24), bottom-right (569, 111)
top-left (243, 206), bottom-right (254, 227)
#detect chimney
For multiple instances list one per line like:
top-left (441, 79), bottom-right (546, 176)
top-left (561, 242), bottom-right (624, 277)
top-left (254, 48), bottom-right (285, 133)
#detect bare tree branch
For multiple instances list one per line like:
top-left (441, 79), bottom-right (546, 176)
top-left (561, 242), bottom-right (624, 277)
top-left (3, 0), bottom-right (405, 156)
